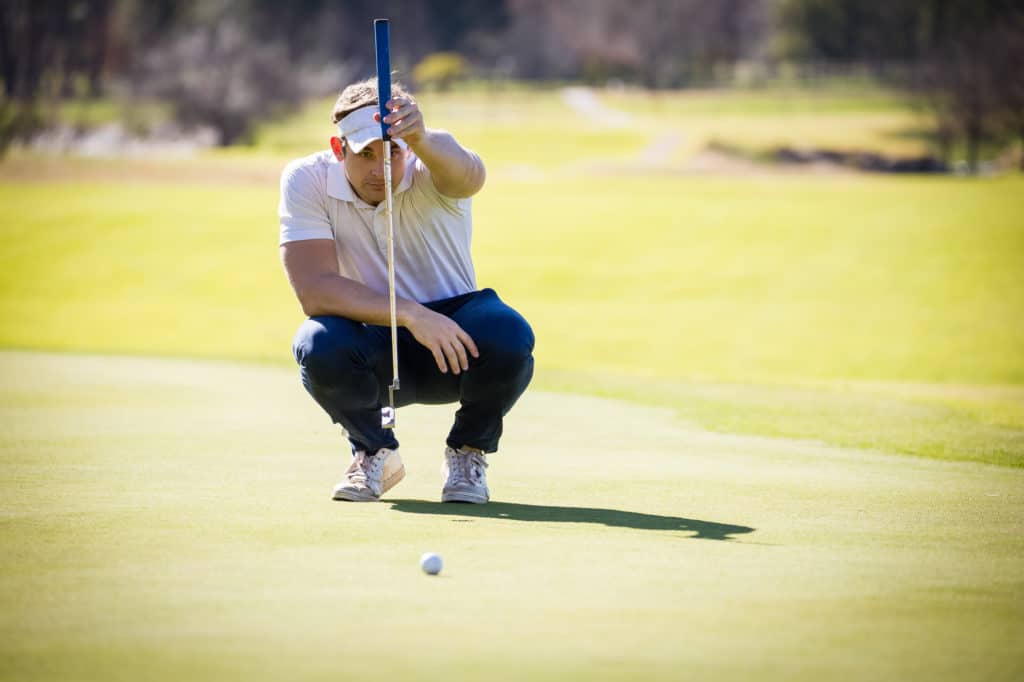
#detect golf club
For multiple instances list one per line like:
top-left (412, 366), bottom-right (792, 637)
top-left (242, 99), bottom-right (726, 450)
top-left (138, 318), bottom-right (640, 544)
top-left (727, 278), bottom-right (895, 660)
top-left (375, 18), bottom-right (399, 430)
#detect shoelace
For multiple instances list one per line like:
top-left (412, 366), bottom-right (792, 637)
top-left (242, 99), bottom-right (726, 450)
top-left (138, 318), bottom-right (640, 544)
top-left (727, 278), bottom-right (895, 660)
top-left (448, 449), bottom-right (487, 486)
top-left (351, 451), bottom-right (384, 485)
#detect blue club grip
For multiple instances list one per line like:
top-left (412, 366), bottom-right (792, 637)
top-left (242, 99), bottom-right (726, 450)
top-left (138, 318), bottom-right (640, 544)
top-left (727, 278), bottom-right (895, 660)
top-left (374, 19), bottom-right (391, 140)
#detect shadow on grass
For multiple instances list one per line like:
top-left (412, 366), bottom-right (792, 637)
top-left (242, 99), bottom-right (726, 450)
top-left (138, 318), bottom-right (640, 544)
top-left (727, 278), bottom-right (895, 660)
top-left (388, 500), bottom-right (754, 541)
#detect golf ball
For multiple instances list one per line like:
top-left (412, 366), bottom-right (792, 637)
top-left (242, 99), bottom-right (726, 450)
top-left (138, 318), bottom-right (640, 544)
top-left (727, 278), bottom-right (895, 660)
top-left (420, 552), bottom-right (443, 575)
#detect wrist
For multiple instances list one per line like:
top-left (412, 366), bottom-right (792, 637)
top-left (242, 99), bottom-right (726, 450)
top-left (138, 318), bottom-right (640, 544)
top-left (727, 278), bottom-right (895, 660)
top-left (405, 128), bottom-right (434, 155)
top-left (396, 299), bottom-right (424, 328)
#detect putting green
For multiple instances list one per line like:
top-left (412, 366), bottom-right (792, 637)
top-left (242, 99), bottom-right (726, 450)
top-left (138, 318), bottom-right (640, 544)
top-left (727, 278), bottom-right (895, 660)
top-left (2, 351), bottom-right (1021, 681)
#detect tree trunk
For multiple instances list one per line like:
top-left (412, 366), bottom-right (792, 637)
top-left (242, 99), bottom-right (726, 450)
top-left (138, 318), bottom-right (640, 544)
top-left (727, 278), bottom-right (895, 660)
top-left (966, 124), bottom-right (980, 175)
top-left (0, 5), bottom-right (13, 97)
top-left (1019, 126), bottom-right (1024, 172)
top-left (86, 0), bottom-right (112, 98)
top-left (933, 116), bottom-right (954, 167)
top-left (18, 2), bottom-right (50, 100)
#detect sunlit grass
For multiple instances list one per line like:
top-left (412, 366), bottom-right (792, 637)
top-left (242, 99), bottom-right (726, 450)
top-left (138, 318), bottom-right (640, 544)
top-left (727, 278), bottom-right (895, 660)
top-left (1, 171), bottom-right (1021, 465)
top-left (3, 82), bottom-right (1022, 682)
top-left (3, 351), bottom-right (1021, 681)
top-left (250, 89), bottom-right (651, 169)
top-left (594, 88), bottom-right (933, 160)
top-left (49, 96), bottom-right (172, 133)
top-left (249, 84), bottom-right (935, 167)
top-left (2, 84), bottom-right (1021, 465)
top-left (598, 85), bottom-right (914, 115)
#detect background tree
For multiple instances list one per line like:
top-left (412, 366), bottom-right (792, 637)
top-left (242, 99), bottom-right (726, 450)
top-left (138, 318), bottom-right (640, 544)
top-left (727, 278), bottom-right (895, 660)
top-left (2, 0), bottom-right (1022, 167)
top-left (991, 15), bottom-right (1024, 170)
top-left (779, 0), bottom-right (1024, 172)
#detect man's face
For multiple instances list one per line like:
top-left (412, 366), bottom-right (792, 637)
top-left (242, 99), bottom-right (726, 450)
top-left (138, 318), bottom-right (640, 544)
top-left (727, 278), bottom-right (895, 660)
top-left (337, 138), bottom-right (407, 206)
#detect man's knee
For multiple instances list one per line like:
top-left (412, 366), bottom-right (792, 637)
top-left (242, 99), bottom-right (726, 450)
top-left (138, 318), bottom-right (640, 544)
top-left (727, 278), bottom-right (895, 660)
top-left (293, 316), bottom-right (373, 387)
top-left (474, 308), bottom-right (535, 372)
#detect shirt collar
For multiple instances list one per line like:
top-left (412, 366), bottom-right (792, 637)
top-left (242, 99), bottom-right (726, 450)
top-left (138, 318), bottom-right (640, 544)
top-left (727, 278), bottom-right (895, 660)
top-left (327, 153), bottom-right (414, 206)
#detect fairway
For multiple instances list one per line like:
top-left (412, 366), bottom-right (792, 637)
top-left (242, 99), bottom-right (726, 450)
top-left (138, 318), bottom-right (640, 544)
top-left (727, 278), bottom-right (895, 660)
top-left (1, 172), bottom-right (1022, 466)
top-left (2, 80), bottom-right (1023, 681)
top-left (2, 351), bottom-right (1021, 681)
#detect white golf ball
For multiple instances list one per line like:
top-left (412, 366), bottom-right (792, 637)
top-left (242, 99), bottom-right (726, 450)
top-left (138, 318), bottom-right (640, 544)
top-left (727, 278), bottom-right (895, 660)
top-left (420, 552), bottom-right (443, 575)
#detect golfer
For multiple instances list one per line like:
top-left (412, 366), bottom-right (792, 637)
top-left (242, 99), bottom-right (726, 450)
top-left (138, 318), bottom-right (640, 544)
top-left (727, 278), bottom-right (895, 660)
top-left (278, 78), bottom-right (534, 504)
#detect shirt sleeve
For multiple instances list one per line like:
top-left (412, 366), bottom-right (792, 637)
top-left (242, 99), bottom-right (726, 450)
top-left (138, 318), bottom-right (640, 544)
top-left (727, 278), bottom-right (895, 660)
top-left (278, 160), bottom-right (333, 245)
top-left (412, 157), bottom-right (471, 217)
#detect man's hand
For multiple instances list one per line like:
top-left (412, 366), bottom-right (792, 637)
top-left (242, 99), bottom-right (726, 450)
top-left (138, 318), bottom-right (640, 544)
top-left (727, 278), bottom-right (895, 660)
top-left (376, 95), bottom-right (485, 198)
top-left (402, 304), bottom-right (479, 375)
top-left (377, 96), bottom-right (426, 146)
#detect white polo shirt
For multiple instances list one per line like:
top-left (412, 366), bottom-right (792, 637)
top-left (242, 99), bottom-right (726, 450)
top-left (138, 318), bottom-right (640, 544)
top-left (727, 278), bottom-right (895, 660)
top-left (278, 150), bottom-right (477, 303)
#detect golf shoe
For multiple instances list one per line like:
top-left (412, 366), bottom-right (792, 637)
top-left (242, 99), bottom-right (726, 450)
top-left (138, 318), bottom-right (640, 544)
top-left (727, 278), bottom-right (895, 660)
top-left (441, 447), bottom-right (489, 504)
top-left (333, 448), bottom-right (405, 501)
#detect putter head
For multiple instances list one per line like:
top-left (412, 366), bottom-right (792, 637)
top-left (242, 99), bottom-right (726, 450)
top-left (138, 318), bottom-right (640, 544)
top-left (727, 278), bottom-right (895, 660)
top-left (381, 406), bottom-right (396, 429)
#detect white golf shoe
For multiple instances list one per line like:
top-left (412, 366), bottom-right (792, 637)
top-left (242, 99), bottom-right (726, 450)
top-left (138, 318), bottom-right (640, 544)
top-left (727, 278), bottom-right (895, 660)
top-left (332, 448), bottom-right (405, 502)
top-left (441, 447), bottom-right (489, 504)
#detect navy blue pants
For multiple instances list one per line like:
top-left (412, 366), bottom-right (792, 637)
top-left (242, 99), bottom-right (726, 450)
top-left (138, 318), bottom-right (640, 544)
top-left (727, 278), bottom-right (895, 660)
top-left (292, 288), bottom-right (534, 454)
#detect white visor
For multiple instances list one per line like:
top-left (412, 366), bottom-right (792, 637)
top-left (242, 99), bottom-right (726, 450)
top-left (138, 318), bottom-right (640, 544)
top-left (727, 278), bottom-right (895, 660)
top-left (337, 105), bottom-right (407, 153)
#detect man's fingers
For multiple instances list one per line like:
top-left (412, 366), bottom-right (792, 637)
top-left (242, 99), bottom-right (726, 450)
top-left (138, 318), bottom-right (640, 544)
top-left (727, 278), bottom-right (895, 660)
top-left (452, 338), bottom-right (469, 372)
top-left (458, 329), bottom-right (480, 359)
top-left (383, 104), bottom-right (417, 124)
top-left (386, 97), bottom-right (416, 112)
top-left (409, 312), bottom-right (476, 374)
top-left (430, 344), bottom-right (448, 374)
top-left (387, 111), bottom-right (422, 137)
top-left (442, 341), bottom-right (462, 375)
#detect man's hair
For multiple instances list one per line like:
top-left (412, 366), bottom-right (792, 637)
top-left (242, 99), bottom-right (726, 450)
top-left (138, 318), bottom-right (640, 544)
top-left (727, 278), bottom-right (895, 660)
top-left (331, 77), bottom-right (412, 125)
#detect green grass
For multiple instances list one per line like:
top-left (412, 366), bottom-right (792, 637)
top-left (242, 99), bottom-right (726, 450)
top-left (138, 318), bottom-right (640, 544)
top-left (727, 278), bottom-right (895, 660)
top-left (249, 85), bottom-right (935, 165)
top-left (2, 351), bottom-right (1022, 681)
top-left (0, 84), bottom-right (1021, 468)
top-left (48, 96), bottom-right (172, 134)
top-left (250, 89), bottom-right (651, 168)
top-left (1, 172), bottom-right (1021, 466)
top-left (598, 84), bottom-right (914, 115)
top-left (3, 176), bottom-right (1021, 383)
top-left (593, 88), bottom-right (933, 159)
top-left (2, 84), bottom-right (1024, 680)
top-left (481, 175), bottom-right (1024, 467)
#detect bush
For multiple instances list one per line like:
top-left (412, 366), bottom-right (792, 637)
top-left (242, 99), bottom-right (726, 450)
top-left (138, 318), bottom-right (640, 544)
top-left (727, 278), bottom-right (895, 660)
top-left (136, 20), bottom-right (304, 146)
top-left (412, 52), bottom-right (469, 92)
top-left (0, 99), bottom-right (45, 155)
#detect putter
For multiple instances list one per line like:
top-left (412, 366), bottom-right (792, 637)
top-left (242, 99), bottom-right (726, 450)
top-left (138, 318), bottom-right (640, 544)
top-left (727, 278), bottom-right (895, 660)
top-left (375, 18), bottom-right (399, 430)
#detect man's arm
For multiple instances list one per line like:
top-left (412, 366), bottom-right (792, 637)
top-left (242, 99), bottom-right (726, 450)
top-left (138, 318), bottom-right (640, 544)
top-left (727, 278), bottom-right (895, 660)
top-left (281, 239), bottom-right (478, 373)
top-left (381, 96), bottom-right (486, 198)
top-left (282, 238), bottom-right (398, 324)
top-left (408, 129), bottom-right (486, 198)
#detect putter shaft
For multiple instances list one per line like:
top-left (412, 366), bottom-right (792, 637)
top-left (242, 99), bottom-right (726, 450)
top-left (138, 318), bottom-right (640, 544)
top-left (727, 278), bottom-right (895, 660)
top-left (383, 138), bottom-right (399, 429)
top-left (376, 18), bottom-right (398, 430)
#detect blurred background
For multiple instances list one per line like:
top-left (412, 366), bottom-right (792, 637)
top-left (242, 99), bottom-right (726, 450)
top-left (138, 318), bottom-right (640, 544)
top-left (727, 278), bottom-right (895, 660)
top-left (2, 0), bottom-right (1023, 170)
top-left (0, 0), bottom-right (1022, 467)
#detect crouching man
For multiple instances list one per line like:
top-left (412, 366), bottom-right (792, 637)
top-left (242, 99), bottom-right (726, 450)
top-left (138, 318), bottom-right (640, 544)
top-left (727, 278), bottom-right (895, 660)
top-left (278, 78), bottom-right (534, 504)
